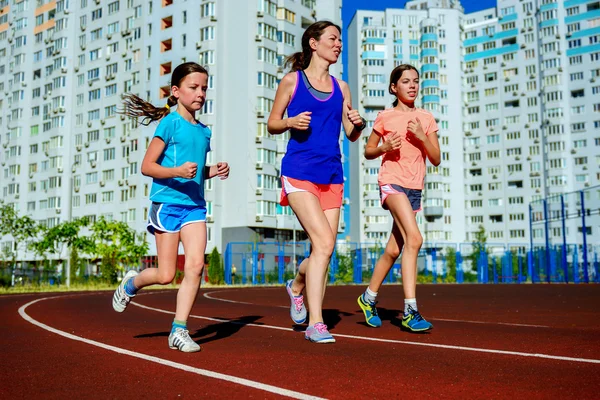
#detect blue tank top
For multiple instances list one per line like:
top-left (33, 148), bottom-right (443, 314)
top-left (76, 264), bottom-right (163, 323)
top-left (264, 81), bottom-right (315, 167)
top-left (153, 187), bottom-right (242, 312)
top-left (281, 70), bottom-right (344, 184)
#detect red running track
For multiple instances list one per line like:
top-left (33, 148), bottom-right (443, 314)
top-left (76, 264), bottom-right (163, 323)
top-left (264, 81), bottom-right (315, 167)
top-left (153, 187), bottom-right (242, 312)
top-left (1, 284), bottom-right (599, 399)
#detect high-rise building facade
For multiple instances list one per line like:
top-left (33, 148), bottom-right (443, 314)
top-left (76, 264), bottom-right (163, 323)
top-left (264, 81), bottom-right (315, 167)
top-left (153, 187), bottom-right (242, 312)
top-left (0, 0), bottom-right (341, 260)
top-left (347, 0), bottom-right (599, 247)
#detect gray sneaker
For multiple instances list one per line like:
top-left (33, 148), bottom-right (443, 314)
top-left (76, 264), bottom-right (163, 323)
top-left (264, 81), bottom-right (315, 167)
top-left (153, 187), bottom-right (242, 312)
top-left (305, 322), bottom-right (336, 343)
top-left (286, 279), bottom-right (307, 324)
top-left (112, 270), bottom-right (138, 313)
top-left (168, 328), bottom-right (201, 352)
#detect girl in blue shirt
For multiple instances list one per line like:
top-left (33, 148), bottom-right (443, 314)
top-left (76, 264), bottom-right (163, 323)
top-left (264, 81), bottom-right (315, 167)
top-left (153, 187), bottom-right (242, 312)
top-left (112, 62), bottom-right (230, 353)
top-left (268, 21), bottom-right (366, 343)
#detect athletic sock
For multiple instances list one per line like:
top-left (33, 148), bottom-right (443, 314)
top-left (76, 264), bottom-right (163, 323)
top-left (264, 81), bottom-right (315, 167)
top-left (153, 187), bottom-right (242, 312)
top-left (124, 277), bottom-right (138, 297)
top-left (171, 319), bottom-right (187, 333)
top-left (363, 287), bottom-right (378, 304)
top-left (404, 298), bottom-right (417, 315)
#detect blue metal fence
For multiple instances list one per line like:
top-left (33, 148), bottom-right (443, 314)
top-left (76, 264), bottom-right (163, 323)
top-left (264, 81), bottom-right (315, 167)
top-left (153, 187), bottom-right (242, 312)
top-left (223, 242), bottom-right (600, 286)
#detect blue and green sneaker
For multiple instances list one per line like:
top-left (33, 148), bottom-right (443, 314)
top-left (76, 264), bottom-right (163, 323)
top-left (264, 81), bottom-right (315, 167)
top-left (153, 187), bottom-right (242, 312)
top-left (357, 294), bottom-right (382, 327)
top-left (401, 305), bottom-right (433, 332)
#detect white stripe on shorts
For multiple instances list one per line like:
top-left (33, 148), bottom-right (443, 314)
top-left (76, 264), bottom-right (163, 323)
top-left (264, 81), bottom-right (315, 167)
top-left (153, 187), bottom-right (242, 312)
top-left (282, 176), bottom-right (308, 196)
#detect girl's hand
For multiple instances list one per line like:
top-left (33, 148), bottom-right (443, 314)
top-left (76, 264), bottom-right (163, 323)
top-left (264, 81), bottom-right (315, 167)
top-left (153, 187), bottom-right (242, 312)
top-left (286, 111), bottom-right (312, 130)
top-left (381, 131), bottom-right (401, 153)
top-left (346, 103), bottom-right (364, 128)
top-left (216, 162), bottom-right (230, 180)
top-left (178, 161), bottom-right (198, 179)
top-left (407, 118), bottom-right (427, 142)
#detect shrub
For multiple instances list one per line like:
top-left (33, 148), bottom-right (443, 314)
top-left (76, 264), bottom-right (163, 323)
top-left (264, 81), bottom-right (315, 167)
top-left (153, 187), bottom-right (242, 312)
top-left (207, 247), bottom-right (224, 285)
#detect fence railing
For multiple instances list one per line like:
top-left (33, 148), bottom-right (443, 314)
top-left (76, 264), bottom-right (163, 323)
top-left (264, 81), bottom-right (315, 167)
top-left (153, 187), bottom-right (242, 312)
top-left (223, 242), bottom-right (600, 286)
top-left (2, 242), bottom-right (598, 287)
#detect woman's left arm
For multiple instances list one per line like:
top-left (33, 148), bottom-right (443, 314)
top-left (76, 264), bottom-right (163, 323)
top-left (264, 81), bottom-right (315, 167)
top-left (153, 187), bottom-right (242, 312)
top-left (338, 79), bottom-right (366, 142)
top-left (407, 118), bottom-right (441, 166)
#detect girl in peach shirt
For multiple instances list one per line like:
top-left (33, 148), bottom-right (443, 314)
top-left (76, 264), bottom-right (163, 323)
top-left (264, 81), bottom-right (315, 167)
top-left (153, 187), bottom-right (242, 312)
top-left (357, 64), bottom-right (441, 332)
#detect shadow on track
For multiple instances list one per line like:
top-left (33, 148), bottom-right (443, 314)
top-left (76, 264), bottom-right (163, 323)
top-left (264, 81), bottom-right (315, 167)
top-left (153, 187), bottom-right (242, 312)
top-left (134, 315), bottom-right (264, 344)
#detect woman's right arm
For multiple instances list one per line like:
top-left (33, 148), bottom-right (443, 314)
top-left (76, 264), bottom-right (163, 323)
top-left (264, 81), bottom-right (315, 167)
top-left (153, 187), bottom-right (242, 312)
top-left (141, 137), bottom-right (189, 179)
top-left (267, 73), bottom-right (310, 134)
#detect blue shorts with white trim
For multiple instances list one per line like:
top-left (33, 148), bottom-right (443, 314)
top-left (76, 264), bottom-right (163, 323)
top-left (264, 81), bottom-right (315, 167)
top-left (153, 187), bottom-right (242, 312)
top-left (147, 202), bottom-right (207, 235)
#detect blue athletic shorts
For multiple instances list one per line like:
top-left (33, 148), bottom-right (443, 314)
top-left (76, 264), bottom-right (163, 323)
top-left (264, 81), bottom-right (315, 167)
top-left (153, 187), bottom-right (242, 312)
top-left (379, 184), bottom-right (422, 212)
top-left (147, 202), bottom-right (207, 235)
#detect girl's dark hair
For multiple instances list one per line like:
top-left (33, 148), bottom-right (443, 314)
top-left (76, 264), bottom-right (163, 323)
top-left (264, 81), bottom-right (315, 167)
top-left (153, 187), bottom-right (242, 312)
top-left (121, 62), bottom-right (208, 125)
top-left (284, 20), bottom-right (342, 71)
top-left (389, 64), bottom-right (419, 107)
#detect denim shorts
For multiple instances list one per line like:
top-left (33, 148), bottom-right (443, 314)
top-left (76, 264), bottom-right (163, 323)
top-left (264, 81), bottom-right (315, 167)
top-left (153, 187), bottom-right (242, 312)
top-left (379, 184), bottom-right (422, 212)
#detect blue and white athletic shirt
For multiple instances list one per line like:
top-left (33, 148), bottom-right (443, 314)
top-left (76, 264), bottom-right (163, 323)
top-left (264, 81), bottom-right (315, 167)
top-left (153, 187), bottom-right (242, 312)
top-left (149, 112), bottom-right (211, 206)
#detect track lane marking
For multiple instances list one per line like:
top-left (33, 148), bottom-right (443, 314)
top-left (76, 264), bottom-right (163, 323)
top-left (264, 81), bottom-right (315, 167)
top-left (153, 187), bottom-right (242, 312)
top-left (18, 295), bottom-right (325, 400)
top-left (203, 291), bottom-right (550, 328)
top-left (137, 297), bottom-right (600, 365)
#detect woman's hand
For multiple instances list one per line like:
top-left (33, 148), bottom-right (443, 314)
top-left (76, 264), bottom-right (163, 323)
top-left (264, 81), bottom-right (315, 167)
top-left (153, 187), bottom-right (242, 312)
top-left (286, 111), bottom-right (312, 130)
top-left (346, 103), bottom-right (364, 129)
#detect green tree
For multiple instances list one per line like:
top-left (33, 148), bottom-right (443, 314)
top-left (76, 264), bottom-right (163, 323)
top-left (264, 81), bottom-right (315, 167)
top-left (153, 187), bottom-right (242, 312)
top-left (334, 252), bottom-right (354, 284)
top-left (445, 246), bottom-right (457, 281)
top-left (466, 225), bottom-right (488, 278)
top-left (207, 247), bottom-right (224, 285)
top-left (0, 204), bottom-right (41, 281)
top-left (89, 218), bottom-right (148, 283)
top-left (30, 218), bottom-right (94, 281)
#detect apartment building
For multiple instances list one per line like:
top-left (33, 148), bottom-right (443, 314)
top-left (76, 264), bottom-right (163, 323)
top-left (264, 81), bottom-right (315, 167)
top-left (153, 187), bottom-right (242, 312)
top-left (347, 0), bottom-right (600, 247)
top-left (463, 0), bottom-right (599, 245)
top-left (0, 0), bottom-right (341, 260)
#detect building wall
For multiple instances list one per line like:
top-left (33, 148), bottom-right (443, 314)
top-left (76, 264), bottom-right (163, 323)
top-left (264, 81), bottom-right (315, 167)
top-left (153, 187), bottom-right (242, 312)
top-left (0, 0), bottom-right (340, 260)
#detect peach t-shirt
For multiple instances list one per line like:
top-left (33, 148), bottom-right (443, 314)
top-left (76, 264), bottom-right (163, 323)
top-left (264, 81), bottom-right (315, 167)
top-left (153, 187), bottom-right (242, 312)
top-left (373, 108), bottom-right (438, 190)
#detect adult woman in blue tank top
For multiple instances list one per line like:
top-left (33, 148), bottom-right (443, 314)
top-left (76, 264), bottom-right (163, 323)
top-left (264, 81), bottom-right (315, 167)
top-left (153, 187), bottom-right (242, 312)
top-left (268, 21), bottom-right (366, 343)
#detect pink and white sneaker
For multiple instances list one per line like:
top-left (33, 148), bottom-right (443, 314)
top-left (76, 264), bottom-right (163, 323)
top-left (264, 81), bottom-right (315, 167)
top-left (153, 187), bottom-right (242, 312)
top-left (305, 322), bottom-right (335, 343)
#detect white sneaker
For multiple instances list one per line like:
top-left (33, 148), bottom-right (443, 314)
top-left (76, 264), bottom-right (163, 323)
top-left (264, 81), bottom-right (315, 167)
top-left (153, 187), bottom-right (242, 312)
top-left (168, 328), bottom-right (201, 353)
top-left (112, 270), bottom-right (138, 313)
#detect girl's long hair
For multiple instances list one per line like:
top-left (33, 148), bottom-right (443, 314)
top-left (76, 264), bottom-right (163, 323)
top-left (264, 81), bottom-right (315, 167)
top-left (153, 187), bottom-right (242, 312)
top-left (389, 64), bottom-right (419, 107)
top-left (284, 20), bottom-right (341, 71)
top-left (121, 62), bottom-right (208, 125)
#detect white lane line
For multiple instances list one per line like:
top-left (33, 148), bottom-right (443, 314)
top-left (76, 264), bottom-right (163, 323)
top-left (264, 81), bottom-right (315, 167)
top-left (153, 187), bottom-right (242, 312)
top-left (203, 291), bottom-right (550, 328)
top-left (204, 290), bottom-right (287, 308)
top-left (429, 317), bottom-right (550, 328)
top-left (18, 296), bottom-right (325, 400)
top-left (134, 301), bottom-right (600, 365)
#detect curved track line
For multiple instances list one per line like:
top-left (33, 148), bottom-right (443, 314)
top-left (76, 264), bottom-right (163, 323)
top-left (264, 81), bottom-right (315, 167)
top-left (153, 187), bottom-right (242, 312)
top-left (137, 299), bottom-right (600, 365)
top-left (18, 296), bottom-right (325, 400)
top-left (427, 317), bottom-right (549, 328)
top-left (203, 291), bottom-right (550, 328)
top-left (203, 290), bottom-right (288, 308)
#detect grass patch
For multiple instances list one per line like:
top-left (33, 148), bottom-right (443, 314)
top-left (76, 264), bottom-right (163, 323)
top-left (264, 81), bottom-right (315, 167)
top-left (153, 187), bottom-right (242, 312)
top-left (0, 282), bottom-right (115, 294)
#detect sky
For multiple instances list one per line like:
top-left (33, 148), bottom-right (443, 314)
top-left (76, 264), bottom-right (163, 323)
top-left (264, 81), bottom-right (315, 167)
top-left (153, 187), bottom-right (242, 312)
top-left (341, 0), bottom-right (498, 79)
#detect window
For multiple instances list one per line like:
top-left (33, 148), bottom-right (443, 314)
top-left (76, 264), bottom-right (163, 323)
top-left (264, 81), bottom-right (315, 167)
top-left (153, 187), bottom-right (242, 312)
top-left (91, 8), bottom-right (102, 21)
top-left (485, 73), bottom-right (497, 82)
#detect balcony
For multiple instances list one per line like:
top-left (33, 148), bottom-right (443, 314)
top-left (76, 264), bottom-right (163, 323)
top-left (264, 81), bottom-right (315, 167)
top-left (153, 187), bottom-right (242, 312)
top-left (161, 16), bottom-right (173, 30)
top-left (423, 206), bottom-right (443, 219)
top-left (159, 86), bottom-right (170, 99)
top-left (160, 39), bottom-right (172, 53)
top-left (160, 62), bottom-right (172, 76)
